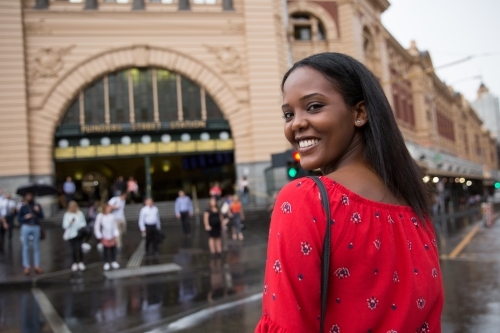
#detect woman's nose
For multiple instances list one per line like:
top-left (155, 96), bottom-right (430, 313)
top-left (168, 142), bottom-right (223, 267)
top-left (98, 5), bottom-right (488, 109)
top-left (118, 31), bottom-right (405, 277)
top-left (291, 112), bottom-right (308, 132)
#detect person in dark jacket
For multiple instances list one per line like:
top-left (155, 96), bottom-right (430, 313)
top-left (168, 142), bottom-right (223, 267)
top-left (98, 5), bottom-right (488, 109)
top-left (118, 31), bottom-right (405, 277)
top-left (18, 192), bottom-right (44, 275)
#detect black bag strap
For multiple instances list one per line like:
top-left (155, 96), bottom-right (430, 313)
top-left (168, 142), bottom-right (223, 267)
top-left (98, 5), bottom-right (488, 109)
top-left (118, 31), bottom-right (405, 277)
top-left (308, 176), bottom-right (331, 333)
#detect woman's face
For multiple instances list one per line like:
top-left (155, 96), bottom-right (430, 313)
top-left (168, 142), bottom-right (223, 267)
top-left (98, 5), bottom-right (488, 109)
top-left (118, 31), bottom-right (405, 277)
top-left (104, 204), bottom-right (112, 214)
top-left (282, 66), bottom-right (364, 173)
top-left (68, 202), bottom-right (77, 212)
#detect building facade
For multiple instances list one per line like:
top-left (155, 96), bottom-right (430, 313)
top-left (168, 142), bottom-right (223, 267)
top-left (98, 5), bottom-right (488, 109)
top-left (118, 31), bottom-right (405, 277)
top-left (0, 0), bottom-right (498, 208)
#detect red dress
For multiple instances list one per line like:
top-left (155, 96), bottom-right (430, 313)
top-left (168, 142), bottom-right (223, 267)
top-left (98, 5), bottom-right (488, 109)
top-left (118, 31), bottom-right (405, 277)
top-left (255, 177), bottom-right (443, 333)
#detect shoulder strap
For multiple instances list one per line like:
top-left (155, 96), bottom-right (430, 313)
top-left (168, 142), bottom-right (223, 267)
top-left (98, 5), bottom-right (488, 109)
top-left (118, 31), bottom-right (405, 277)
top-left (308, 176), bottom-right (331, 333)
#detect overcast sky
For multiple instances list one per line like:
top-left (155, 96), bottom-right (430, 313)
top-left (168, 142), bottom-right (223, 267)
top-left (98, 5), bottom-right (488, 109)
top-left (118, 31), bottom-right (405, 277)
top-left (381, 0), bottom-right (500, 102)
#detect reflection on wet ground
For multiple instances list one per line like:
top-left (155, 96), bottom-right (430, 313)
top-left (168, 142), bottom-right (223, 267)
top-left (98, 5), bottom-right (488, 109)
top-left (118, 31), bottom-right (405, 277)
top-left (2, 211), bottom-right (500, 332)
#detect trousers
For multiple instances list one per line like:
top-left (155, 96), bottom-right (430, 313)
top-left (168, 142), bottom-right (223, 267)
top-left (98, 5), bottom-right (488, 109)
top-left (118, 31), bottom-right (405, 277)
top-left (69, 236), bottom-right (83, 263)
top-left (180, 212), bottom-right (191, 235)
top-left (21, 224), bottom-right (41, 268)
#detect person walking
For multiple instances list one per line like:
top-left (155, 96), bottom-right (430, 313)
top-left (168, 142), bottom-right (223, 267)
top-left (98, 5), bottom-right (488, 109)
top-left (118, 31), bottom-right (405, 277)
top-left (108, 192), bottom-right (127, 251)
top-left (230, 195), bottom-right (245, 240)
top-left (112, 176), bottom-right (126, 197)
top-left (18, 192), bottom-right (44, 275)
top-left (62, 201), bottom-right (87, 271)
top-left (255, 53), bottom-right (443, 332)
top-left (63, 176), bottom-right (76, 206)
top-left (209, 182), bottom-right (222, 201)
top-left (138, 198), bottom-right (161, 255)
top-left (94, 203), bottom-right (120, 271)
top-left (127, 177), bottom-right (139, 203)
top-left (203, 197), bottom-right (222, 257)
top-left (2, 193), bottom-right (17, 242)
top-left (239, 176), bottom-right (250, 205)
top-left (175, 190), bottom-right (193, 237)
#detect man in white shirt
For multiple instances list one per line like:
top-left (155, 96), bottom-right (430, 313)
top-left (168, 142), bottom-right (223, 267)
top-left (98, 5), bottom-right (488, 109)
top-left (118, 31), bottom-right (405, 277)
top-left (138, 198), bottom-right (161, 255)
top-left (108, 192), bottom-right (127, 251)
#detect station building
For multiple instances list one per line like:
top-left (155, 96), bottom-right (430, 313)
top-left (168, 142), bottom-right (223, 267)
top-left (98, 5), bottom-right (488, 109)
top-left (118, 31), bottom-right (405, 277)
top-left (1, 0), bottom-right (498, 207)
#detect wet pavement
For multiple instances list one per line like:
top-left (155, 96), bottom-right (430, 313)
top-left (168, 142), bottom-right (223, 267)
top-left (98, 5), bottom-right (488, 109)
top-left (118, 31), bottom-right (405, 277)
top-left (2, 209), bottom-right (500, 332)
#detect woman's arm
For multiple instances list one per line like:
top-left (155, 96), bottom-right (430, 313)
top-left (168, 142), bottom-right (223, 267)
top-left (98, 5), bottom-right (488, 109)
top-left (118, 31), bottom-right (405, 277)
top-left (256, 179), bottom-right (326, 333)
top-left (203, 212), bottom-right (211, 231)
top-left (62, 212), bottom-right (72, 229)
top-left (94, 214), bottom-right (102, 239)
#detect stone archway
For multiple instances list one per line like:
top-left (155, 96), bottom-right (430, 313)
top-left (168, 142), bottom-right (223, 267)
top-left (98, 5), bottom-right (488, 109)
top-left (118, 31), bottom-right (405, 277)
top-left (29, 45), bottom-right (246, 176)
top-left (287, 1), bottom-right (339, 42)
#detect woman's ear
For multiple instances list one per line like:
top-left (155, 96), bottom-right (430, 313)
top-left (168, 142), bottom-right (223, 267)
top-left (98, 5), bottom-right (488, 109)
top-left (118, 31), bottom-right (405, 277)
top-left (353, 101), bottom-right (368, 127)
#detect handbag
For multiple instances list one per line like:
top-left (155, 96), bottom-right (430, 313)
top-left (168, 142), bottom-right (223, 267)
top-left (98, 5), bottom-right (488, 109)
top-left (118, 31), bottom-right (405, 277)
top-left (101, 238), bottom-right (116, 248)
top-left (308, 176), bottom-right (331, 333)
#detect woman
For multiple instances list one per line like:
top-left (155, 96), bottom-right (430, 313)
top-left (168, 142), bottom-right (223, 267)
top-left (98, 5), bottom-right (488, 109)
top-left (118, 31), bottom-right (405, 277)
top-left (17, 192), bottom-right (44, 275)
top-left (255, 53), bottom-right (443, 332)
top-left (94, 203), bottom-right (120, 271)
top-left (230, 195), bottom-right (245, 240)
top-left (209, 182), bottom-right (222, 201)
top-left (203, 197), bottom-right (223, 257)
top-left (62, 201), bottom-right (87, 271)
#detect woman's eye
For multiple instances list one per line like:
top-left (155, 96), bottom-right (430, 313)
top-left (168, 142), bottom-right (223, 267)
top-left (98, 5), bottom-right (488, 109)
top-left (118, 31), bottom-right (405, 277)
top-left (283, 112), bottom-right (294, 121)
top-left (307, 104), bottom-right (323, 112)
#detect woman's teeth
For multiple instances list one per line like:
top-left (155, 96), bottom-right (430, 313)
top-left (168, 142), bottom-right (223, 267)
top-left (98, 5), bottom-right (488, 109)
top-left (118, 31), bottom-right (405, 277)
top-left (299, 139), bottom-right (319, 148)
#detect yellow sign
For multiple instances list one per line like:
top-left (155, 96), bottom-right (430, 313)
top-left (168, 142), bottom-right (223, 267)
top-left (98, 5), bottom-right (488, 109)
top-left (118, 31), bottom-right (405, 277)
top-left (169, 120), bottom-right (206, 129)
top-left (157, 142), bottom-right (177, 153)
top-left (117, 144), bottom-right (138, 155)
top-left (216, 139), bottom-right (234, 150)
top-left (197, 140), bottom-right (216, 151)
top-left (54, 147), bottom-right (75, 159)
top-left (138, 143), bottom-right (157, 154)
top-left (75, 146), bottom-right (96, 158)
top-left (177, 141), bottom-right (197, 152)
top-left (97, 145), bottom-right (117, 156)
top-left (81, 124), bottom-right (123, 133)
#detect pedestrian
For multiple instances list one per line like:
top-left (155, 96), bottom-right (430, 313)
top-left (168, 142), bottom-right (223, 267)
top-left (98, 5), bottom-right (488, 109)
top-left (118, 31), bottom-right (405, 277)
top-left (209, 182), bottom-right (222, 201)
top-left (127, 176), bottom-right (139, 203)
top-left (239, 176), bottom-right (250, 205)
top-left (230, 195), bottom-right (245, 240)
top-left (63, 176), bottom-right (76, 206)
top-left (94, 203), bottom-right (120, 271)
top-left (203, 197), bottom-right (222, 257)
top-left (220, 194), bottom-right (232, 231)
top-left (3, 193), bottom-right (17, 242)
top-left (175, 190), bottom-right (193, 237)
top-left (108, 192), bottom-right (127, 251)
top-left (18, 192), bottom-right (44, 275)
top-left (82, 200), bottom-right (100, 251)
top-left (62, 201), bottom-right (87, 271)
top-left (138, 198), bottom-right (161, 256)
top-left (112, 176), bottom-right (126, 197)
top-left (255, 53), bottom-right (443, 332)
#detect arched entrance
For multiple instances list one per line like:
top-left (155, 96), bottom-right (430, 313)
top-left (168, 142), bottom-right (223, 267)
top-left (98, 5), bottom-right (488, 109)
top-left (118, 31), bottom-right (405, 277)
top-left (54, 67), bottom-right (235, 202)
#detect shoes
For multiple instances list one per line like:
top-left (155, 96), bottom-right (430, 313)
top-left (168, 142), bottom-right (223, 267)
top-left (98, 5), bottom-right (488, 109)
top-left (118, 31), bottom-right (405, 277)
top-left (23, 267), bottom-right (30, 275)
top-left (111, 261), bottom-right (120, 269)
top-left (103, 263), bottom-right (110, 271)
top-left (71, 263), bottom-right (78, 272)
top-left (78, 262), bottom-right (86, 271)
top-left (34, 266), bottom-right (43, 274)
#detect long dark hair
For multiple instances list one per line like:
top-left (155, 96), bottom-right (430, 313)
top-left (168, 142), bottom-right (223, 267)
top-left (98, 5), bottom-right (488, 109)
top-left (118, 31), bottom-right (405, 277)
top-left (282, 52), bottom-right (433, 220)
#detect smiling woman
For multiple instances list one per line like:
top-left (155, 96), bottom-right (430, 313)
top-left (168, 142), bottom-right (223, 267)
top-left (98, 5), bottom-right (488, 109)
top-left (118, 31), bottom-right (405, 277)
top-left (255, 53), bottom-right (444, 333)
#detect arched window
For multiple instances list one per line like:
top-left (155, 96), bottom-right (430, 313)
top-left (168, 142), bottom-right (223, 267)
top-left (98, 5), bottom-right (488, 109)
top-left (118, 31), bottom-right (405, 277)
top-left (60, 67), bottom-right (224, 126)
top-left (290, 13), bottom-right (326, 41)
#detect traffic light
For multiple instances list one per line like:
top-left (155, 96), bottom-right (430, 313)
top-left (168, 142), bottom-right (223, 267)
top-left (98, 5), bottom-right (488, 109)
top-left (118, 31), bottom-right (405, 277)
top-left (287, 151), bottom-right (301, 180)
top-left (495, 181), bottom-right (500, 189)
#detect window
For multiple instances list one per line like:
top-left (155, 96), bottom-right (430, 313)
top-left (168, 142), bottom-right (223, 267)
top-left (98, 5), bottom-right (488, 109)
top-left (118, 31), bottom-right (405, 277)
top-left (436, 111), bottom-right (455, 142)
top-left (291, 13), bottom-right (325, 41)
top-left (157, 69), bottom-right (178, 122)
top-left (84, 80), bottom-right (105, 125)
top-left (391, 68), bottom-right (415, 126)
top-left (62, 99), bottom-right (80, 125)
top-left (132, 68), bottom-right (155, 123)
top-left (108, 71), bottom-right (130, 124)
top-left (181, 77), bottom-right (202, 121)
top-left (59, 67), bottom-right (224, 127)
top-left (193, 0), bottom-right (216, 3)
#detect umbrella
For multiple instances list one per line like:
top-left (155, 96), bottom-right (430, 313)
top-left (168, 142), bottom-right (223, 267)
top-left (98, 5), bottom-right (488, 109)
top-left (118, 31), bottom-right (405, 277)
top-left (16, 183), bottom-right (58, 197)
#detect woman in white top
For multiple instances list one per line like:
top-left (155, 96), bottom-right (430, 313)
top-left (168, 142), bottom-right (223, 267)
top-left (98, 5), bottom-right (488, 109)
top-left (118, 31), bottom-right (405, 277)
top-left (94, 203), bottom-right (120, 271)
top-left (62, 201), bottom-right (87, 271)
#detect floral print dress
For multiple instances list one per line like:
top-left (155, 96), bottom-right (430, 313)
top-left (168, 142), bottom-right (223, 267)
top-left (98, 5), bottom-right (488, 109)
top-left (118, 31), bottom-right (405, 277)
top-left (255, 177), bottom-right (443, 333)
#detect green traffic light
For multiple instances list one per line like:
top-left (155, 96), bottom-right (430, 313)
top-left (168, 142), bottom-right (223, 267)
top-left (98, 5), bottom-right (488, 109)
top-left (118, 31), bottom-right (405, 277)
top-left (288, 167), bottom-right (298, 178)
top-left (495, 182), bottom-right (500, 189)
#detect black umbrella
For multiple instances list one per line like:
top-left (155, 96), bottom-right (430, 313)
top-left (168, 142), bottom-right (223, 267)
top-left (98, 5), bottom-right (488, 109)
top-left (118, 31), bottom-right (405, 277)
top-left (16, 183), bottom-right (58, 197)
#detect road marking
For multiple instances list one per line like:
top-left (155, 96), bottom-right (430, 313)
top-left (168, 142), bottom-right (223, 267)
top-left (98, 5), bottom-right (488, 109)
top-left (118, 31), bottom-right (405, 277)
top-left (32, 288), bottom-right (72, 333)
top-left (448, 223), bottom-right (481, 259)
top-left (104, 263), bottom-right (182, 280)
top-left (146, 293), bottom-right (262, 333)
top-left (127, 239), bottom-right (145, 268)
